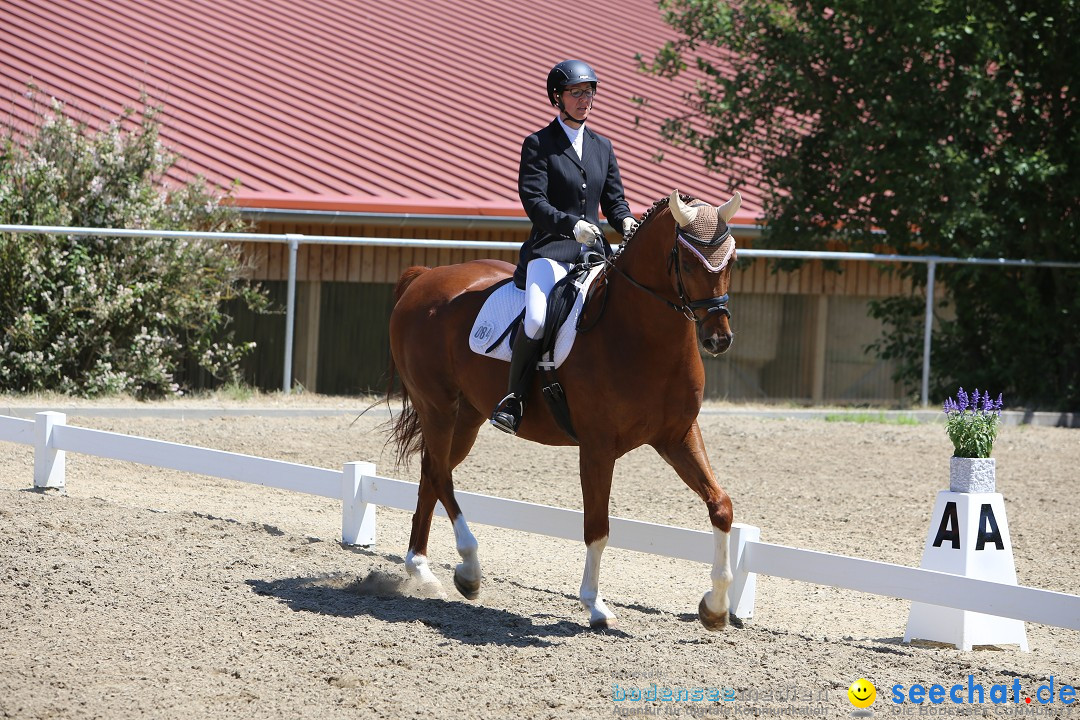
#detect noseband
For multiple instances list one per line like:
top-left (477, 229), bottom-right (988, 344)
top-left (612, 226), bottom-right (732, 327)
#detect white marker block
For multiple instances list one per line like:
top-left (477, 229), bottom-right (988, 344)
top-left (905, 490), bottom-right (1028, 651)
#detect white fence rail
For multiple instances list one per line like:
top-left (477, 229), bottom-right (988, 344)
top-left (0, 414), bottom-right (33, 443)
top-left (51, 423), bottom-right (341, 499)
top-left (3, 410), bottom-right (1079, 632)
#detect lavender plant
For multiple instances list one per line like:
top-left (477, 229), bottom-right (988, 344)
top-left (943, 388), bottom-right (1004, 458)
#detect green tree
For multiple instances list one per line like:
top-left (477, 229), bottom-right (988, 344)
top-left (640, 0), bottom-right (1080, 408)
top-left (0, 94), bottom-right (266, 398)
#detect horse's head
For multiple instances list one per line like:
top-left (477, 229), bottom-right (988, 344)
top-left (613, 189), bottom-right (741, 355)
top-left (666, 189), bottom-right (741, 355)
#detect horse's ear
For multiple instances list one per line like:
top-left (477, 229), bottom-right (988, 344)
top-left (670, 189), bottom-right (698, 227)
top-left (718, 191), bottom-right (742, 223)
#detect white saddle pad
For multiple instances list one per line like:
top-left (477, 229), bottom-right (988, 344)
top-left (469, 264), bottom-right (606, 369)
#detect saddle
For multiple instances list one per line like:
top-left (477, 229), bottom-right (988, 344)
top-left (468, 259), bottom-right (606, 367)
top-left (469, 257), bottom-right (608, 442)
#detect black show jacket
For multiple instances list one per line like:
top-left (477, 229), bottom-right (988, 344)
top-left (513, 118), bottom-right (633, 287)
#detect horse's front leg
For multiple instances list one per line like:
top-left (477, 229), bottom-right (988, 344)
top-left (655, 421), bottom-right (734, 631)
top-left (579, 450), bottom-right (618, 629)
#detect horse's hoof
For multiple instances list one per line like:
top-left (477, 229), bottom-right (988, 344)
top-left (414, 580), bottom-right (448, 600)
top-left (453, 570), bottom-right (480, 600)
top-left (698, 596), bottom-right (728, 631)
top-left (590, 616), bottom-right (619, 631)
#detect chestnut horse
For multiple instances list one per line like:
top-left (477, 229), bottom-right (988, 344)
top-left (386, 190), bottom-right (741, 630)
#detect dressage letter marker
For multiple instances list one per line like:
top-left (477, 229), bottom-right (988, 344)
top-left (905, 477), bottom-right (1028, 650)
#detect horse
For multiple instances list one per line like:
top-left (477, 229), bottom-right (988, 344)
top-left (385, 189), bottom-right (741, 630)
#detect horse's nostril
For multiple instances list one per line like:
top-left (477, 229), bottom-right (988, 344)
top-left (706, 334), bottom-right (732, 355)
top-left (702, 335), bottom-right (729, 355)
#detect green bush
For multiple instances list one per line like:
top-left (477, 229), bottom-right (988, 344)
top-left (0, 94), bottom-right (266, 398)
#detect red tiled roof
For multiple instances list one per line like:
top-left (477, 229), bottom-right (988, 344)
top-left (1, 0), bottom-right (764, 223)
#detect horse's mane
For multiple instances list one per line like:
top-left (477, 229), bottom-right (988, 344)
top-left (622, 192), bottom-right (696, 247)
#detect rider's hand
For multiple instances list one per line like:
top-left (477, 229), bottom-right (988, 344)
top-left (573, 220), bottom-right (604, 247)
top-left (622, 216), bottom-right (639, 239)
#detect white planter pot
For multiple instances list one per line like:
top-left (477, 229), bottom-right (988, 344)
top-left (950, 456), bottom-right (996, 493)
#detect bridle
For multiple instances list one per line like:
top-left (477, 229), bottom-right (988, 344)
top-left (609, 225), bottom-right (732, 327)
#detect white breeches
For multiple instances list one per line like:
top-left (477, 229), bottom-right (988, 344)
top-left (523, 258), bottom-right (571, 340)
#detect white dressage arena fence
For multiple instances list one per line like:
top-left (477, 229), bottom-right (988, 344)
top-left (3, 411), bottom-right (1079, 634)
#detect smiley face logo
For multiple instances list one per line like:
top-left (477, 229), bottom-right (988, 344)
top-left (848, 678), bottom-right (876, 709)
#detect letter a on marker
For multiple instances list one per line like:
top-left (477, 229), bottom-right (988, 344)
top-left (976, 503), bottom-right (1004, 550)
top-left (933, 501), bottom-right (961, 549)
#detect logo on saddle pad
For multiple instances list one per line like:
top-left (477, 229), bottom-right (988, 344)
top-left (468, 264), bottom-right (606, 368)
top-left (472, 320), bottom-right (496, 344)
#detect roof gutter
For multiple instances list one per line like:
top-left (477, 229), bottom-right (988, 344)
top-left (238, 206), bottom-right (765, 239)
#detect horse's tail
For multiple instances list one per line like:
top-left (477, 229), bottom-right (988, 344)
top-left (386, 373), bottom-right (424, 467)
top-left (384, 265), bottom-right (431, 467)
top-left (393, 265), bottom-right (430, 302)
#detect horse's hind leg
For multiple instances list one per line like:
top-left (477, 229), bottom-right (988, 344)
top-left (405, 476), bottom-right (442, 588)
top-left (654, 421), bottom-right (734, 631)
top-left (404, 402), bottom-right (485, 598)
top-left (446, 404), bottom-right (485, 599)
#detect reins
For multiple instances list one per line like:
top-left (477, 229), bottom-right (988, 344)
top-left (605, 226), bottom-right (731, 327)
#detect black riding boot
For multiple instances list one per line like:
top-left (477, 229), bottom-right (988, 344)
top-left (490, 332), bottom-right (543, 435)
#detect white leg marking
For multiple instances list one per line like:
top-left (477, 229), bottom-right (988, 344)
top-left (453, 515), bottom-right (481, 584)
top-left (703, 527), bottom-right (733, 616)
top-left (404, 550), bottom-right (440, 586)
top-left (579, 537), bottom-right (617, 627)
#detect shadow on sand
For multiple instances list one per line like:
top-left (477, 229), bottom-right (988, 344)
top-left (247, 569), bottom-right (629, 647)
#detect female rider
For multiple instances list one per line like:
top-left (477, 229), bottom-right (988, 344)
top-left (490, 59), bottom-right (638, 435)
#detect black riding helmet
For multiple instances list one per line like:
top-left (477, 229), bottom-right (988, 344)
top-left (546, 59), bottom-right (599, 106)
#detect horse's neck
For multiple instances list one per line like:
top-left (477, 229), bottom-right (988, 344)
top-left (615, 219), bottom-right (678, 301)
top-left (607, 220), bottom-right (697, 349)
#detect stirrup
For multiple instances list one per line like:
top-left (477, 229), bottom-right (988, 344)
top-left (490, 394), bottom-right (524, 435)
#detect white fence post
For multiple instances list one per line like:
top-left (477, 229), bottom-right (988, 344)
top-left (727, 522), bottom-right (760, 622)
top-left (341, 461), bottom-right (377, 546)
top-left (33, 411), bottom-right (67, 490)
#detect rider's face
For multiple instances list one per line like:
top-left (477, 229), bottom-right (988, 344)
top-left (561, 82), bottom-right (595, 124)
